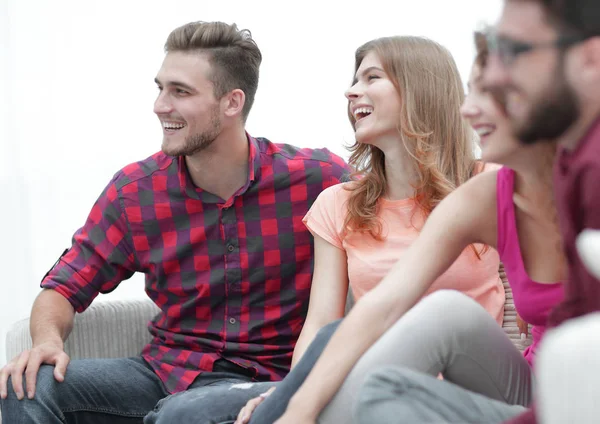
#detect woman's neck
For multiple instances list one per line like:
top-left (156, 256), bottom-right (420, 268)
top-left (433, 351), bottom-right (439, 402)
top-left (512, 145), bottom-right (556, 224)
top-left (380, 142), bottom-right (419, 201)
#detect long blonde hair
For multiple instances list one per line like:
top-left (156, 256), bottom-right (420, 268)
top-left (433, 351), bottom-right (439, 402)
top-left (344, 36), bottom-right (478, 239)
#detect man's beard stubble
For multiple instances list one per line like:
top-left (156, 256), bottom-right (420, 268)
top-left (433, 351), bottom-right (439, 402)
top-left (162, 106), bottom-right (222, 157)
top-left (515, 61), bottom-right (580, 145)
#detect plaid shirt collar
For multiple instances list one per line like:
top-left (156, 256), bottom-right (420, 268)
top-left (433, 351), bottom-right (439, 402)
top-left (177, 133), bottom-right (260, 204)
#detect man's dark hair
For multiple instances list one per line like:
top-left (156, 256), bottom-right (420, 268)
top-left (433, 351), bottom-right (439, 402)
top-left (536, 0), bottom-right (600, 39)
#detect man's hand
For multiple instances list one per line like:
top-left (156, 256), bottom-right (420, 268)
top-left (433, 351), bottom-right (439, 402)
top-left (0, 340), bottom-right (70, 400)
top-left (234, 386), bottom-right (276, 424)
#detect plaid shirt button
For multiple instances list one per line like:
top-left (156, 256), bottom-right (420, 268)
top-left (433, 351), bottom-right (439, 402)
top-left (229, 317), bottom-right (236, 324)
top-left (227, 244), bottom-right (235, 252)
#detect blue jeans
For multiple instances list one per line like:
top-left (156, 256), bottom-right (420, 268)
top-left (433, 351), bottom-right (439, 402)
top-left (147, 321), bottom-right (344, 424)
top-left (249, 320), bottom-right (342, 424)
top-left (0, 357), bottom-right (277, 424)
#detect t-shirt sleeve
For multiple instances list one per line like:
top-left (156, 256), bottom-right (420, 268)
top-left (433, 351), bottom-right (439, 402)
top-left (40, 174), bottom-right (137, 313)
top-left (303, 185), bottom-right (347, 249)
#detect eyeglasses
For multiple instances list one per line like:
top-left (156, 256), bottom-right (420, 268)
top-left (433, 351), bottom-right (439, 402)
top-left (486, 32), bottom-right (585, 66)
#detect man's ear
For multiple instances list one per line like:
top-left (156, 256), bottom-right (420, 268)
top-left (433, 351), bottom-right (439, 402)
top-left (579, 37), bottom-right (600, 80)
top-left (222, 89), bottom-right (246, 118)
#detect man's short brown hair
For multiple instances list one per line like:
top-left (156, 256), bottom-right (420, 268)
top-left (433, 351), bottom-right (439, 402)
top-left (165, 21), bottom-right (262, 121)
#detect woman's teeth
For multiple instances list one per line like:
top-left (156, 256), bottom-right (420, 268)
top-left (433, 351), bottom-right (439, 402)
top-left (476, 127), bottom-right (494, 137)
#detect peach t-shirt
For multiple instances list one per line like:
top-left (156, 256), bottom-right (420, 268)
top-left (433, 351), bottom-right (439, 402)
top-left (303, 183), bottom-right (505, 324)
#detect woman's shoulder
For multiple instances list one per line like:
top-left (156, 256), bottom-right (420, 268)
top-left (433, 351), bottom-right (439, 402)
top-left (317, 181), bottom-right (356, 202)
top-left (430, 163), bottom-right (500, 249)
top-left (453, 164), bottom-right (500, 209)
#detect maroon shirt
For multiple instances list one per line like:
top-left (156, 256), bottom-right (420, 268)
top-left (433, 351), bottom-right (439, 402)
top-left (507, 117), bottom-right (600, 424)
top-left (550, 117), bottom-right (600, 325)
top-left (41, 135), bottom-right (350, 393)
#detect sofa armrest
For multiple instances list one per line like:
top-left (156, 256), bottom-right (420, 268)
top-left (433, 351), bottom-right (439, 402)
top-left (5, 298), bottom-right (160, 361)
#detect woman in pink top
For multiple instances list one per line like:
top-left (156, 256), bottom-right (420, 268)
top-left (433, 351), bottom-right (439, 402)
top-left (239, 32), bottom-right (566, 424)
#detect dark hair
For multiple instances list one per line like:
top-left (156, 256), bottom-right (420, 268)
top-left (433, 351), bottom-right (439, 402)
top-left (512, 0), bottom-right (600, 38)
top-left (165, 21), bottom-right (262, 121)
top-left (540, 0), bottom-right (600, 38)
top-left (474, 31), bottom-right (490, 68)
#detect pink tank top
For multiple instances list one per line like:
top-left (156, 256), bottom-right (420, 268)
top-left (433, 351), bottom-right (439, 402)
top-left (496, 167), bottom-right (564, 366)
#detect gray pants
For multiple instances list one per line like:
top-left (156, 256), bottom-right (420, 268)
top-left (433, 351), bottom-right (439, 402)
top-left (320, 290), bottom-right (532, 422)
top-left (357, 367), bottom-right (525, 423)
top-left (253, 290), bottom-right (532, 423)
top-left (358, 312), bottom-right (600, 424)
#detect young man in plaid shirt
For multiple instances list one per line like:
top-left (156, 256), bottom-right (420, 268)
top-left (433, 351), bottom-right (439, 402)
top-left (0, 21), bottom-right (350, 423)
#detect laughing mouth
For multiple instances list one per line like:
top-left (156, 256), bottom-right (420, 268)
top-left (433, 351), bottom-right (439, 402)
top-left (162, 121), bottom-right (186, 131)
top-left (354, 107), bottom-right (373, 121)
top-left (475, 126), bottom-right (495, 137)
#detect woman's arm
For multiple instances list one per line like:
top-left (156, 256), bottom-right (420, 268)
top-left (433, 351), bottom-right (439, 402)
top-left (291, 235), bottom-right (349, 367)
top-left (277, 171), bottom-right (498, 423)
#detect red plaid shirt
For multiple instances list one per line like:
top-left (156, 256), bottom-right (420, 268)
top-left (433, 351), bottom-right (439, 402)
top-left (41, 135), bottom-right (350, 393)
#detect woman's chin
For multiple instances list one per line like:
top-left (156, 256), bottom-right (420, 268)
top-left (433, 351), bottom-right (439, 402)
top-left (354, 132), bottom-right (377, 146)
top-left (480, 150), bottom-right (501, 165)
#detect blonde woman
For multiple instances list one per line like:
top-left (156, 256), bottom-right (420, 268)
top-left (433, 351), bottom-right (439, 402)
top-left (234, 35), bottom-right (505, 424)
top-left (293, 35), bottom-right (505, 368)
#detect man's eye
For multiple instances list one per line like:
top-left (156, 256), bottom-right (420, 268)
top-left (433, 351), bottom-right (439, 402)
top-left (367, 75), bottom-right (380, 81)
top-left (513, 43), bottom-right (531, 55)
top-left (176, 89), bottom-right (188, 95)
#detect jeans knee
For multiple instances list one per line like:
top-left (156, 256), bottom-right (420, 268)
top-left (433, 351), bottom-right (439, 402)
top-left (2, 365), bottom-right (55, 401)
top-left (145, 392), bottom-right (190, 423)
top-left (34, 365), bottom-right (60, 397)
top-left (147, 385), bottom-right (258, 424)
top-left (0, 365), bottom-right (60, 423)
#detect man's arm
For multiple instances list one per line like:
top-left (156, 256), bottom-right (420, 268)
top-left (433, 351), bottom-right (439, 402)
top-left (0, 289), bottom-right (74, 400)
top-left (30, 289), bottom-right (75, 351)
top-left (1, 176), bottom-right (136, 400)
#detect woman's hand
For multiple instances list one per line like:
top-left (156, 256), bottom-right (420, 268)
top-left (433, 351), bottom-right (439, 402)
top-left (234, 386), bottom-right (276, 424)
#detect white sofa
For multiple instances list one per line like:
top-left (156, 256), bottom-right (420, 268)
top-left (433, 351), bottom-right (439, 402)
top-left (1, 266), bottom-right (531, 423)
top-left (1, 299), bottom-right (160, 423)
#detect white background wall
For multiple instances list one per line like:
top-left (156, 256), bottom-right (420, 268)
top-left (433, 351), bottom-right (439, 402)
top-left (0, 0), bottom-right (502, 365)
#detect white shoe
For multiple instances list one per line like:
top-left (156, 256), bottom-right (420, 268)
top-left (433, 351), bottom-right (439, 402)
top-left (576, 229), bottom-right (600, 279)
